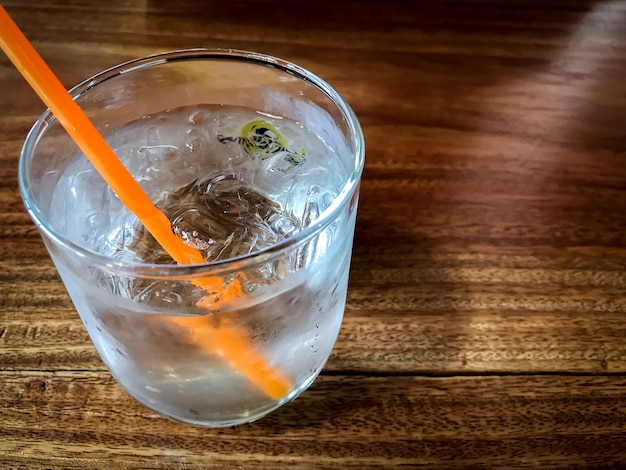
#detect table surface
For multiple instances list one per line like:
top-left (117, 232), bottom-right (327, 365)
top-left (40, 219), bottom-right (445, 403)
top-left (1, 0), bottom-right (626, 468)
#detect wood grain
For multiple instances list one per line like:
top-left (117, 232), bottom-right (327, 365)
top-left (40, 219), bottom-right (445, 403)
top-left (3, 308), bottom-right (626, 374)
top-left (2, 372), bottom-right (626, 469)
top-left (2, 0), bottom-right (626, 468)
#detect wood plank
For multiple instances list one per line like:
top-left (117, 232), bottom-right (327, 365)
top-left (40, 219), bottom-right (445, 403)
top-left (3, 310), bottom-right (626, 374)
top-left (3, 246), bottom-right (626, 374)
top-left (1, 372), bottom-right (626, 469)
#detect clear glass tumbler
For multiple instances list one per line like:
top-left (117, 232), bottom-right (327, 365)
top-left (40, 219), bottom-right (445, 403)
top-left (18, 49), bottom-right (364, 427)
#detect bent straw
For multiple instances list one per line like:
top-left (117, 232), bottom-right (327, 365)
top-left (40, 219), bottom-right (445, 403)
top-left (0, 4), bottom-right (290, 401)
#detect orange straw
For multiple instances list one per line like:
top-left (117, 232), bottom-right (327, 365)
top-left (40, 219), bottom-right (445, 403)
top-left (0, 4), bottom-right (290, 401)
top-left (171, 315), bottom-right (291, 400)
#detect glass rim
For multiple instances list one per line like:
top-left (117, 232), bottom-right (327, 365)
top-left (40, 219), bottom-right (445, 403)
top-left (18, 48), bottom-right (365, 278)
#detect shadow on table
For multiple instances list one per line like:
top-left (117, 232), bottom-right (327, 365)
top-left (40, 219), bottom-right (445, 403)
top-left (248, 376), bottom-right (381, 433)
top-left (328, 0), bottom-right (622, 379)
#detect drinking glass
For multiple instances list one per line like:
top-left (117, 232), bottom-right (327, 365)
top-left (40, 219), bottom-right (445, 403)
top-left (18, 49), bottom-right (364, 427)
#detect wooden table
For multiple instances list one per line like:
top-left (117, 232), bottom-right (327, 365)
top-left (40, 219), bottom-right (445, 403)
top-left (2, 0), bottom-right (626, 468)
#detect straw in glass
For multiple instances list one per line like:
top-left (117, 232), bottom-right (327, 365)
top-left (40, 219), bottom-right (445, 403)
top-left (0, 4), bottom-right (290, 401)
